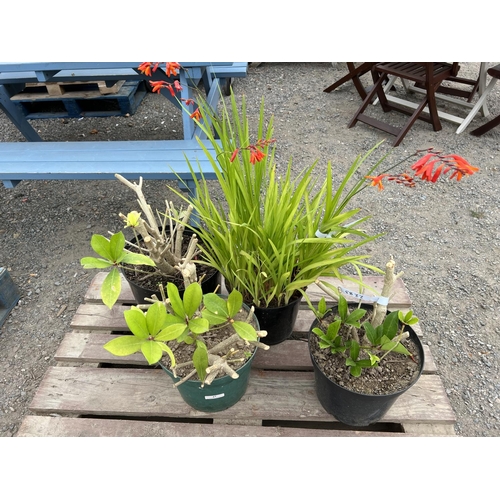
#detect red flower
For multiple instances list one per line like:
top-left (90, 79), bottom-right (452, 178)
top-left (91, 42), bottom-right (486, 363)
top-left (138, 62), bottom-right (153, 76)
top-left (365, 174), bottom-right (388, 190)
top-left (150, 80), bottom-right (168, 94)
top-left (165, 62), bottom-right (181, 77)
top-left (190, 108), bottom-right (201, 121)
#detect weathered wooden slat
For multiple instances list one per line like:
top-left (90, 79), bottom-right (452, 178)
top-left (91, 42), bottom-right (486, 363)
top-left (54, 332), bottom-right (437, 373)
top-left (86, 272), bottom-right (411, 308)
top-left (29, 366), bottom-right (456, 425)
top-left (16, 416), bottom-right (407, 437)
top-left (70, 304), bottom-right (129, 330)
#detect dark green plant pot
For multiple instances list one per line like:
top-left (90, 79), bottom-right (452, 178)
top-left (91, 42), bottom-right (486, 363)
top-left (308, 314), bottom-right (424, 427)
top-left (159, 345), bottom-right (257, 412)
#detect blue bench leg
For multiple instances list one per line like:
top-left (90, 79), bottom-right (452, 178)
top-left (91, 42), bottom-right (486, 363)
top-left (0, 268), bottom-right (20, 329)
top-left (0, 84), bottom-right (43, 142)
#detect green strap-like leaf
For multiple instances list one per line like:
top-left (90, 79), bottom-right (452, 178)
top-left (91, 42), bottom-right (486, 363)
top-left (108, 231), bottom-right (126, 262)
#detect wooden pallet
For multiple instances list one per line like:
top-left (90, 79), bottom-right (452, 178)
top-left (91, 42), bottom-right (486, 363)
top-left (16, 273), bottom-right (457, 437)
top-left (24, 80), bottom-right (125, 96)
top-left (10, 81), bottom-right (146, 119)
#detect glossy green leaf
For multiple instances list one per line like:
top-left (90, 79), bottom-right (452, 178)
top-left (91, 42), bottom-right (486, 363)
top-left (103, 335), bottom-right (144, 357)
top-left (381, 341), bottom-right (412, 357)
top-left (203, 293), bottom-right (228, 317)
top-left (382, 311), bottom-right (399, 340)
top-left (202, 309), bottom-right (228, 326)
top-left (146, 301), bottom-right (167, 337)
top-left (140, 341), bottom-right (164, 365)
top-left (326, 320), bottom-right (341, 341)
top-left (156, 323), bottom-right (188, 341)
top-left (80, 257), bottom-right (113, 269)
top-left (188, 317), bottom-right (210, 334)
top-left (90, 234), bottom-right (114, 261)
top-left (226, 289), bottom-right (243, 318)
top-left (364, 321), bottom-right (378, 345)
top-left (193, 341), bottom-right (209, 381)
top-left (159, 344), bottom-right (177, 368)
top-left (108, 231), bottom-right (126, 262)
top-left (233, 321), bottom-right (258, 341)
top-left (349, 340), bottom-right (360, 361)
top-left (123, 307), bottom-right (150, 339)
top-left (167, 282), bottom-right (185, 318)
top-left (345, 308), bottom-right (367, 326)
top-left (100, 267), bottom-right (122, 309)
top-left (120, 252), bottom-right (156, 267)
top-left (183, 282), bottom-right (203, 318)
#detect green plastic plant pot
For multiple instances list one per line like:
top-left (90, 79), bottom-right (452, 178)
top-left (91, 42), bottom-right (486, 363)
top-left (159, 345), bottom-right (257, 412)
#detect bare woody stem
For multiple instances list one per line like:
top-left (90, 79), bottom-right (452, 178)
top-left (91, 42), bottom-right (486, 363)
top-left (371, 255), bottom-right (404, 328)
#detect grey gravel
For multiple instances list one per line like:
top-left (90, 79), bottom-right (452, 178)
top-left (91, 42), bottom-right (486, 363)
top-left (1, 62), bottom-right (500, 436)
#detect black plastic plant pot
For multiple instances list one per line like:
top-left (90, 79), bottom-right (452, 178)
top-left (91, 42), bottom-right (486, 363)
top-left (308, 322), bottom-right (424, 427)
top-left (125, 267), bottom-right (220, 305)
top-left (124, 226), bottom-right (220, 304)
top-left (253, 295), bottom-right (302, 345)
top-left (160, 351), bottom-right (256, 412)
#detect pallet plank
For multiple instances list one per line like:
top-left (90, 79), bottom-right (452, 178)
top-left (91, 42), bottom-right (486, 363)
top-left (17, 416), bottom-right (407, 437)
top-left (29, 366), bottom-right (456, 425)
top-left (54, 332), bottom-right (437, 373)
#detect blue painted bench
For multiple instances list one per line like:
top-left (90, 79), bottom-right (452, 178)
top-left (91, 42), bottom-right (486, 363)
top-left (0, 139), bottom-right (218, 195)
top-left (0, 62), bottom-right (248, 141)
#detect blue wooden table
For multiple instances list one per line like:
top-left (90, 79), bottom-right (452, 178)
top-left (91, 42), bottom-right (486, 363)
top-left (0, 62), bottom-right (247, 142)
top-left (0, 62), bottom-right (248, 191)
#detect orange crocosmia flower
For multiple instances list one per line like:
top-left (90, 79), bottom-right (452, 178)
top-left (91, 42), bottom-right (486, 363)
top-left (230, 149), bottom-right (239, 162)
top-left (138, 62), bottom-right (153, 76)
top-left (181, 98), bottom-right (195, 106)
top-left (165, 62), bottom-right (181, 77)
top-left (445, 154), bottom-right (480, 177)
top-left (190, 108), bottom-right (201, 121)
top-left (365, 174), bottom-right (387, 191)
top-left (174, 80), bottom-right (182, 92)
top-left (150, 81), bottom-right (168, 93)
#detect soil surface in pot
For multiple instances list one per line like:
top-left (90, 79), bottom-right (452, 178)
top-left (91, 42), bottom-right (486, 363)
top-left (123, 233), bottom-right (219, 294)
top-left (161, 309), bottom-right (259, 382)
top-left (309, 309), bottom-right (422, 396)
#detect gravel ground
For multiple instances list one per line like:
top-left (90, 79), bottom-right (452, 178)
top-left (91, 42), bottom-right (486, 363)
top-left (1, 62), bottom-right (499, 437)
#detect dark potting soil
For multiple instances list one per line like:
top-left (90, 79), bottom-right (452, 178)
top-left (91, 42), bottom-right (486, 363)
top-left (162, 308), bottom-right (260, 382)
top-left (309, 310), bottom-right (423, 396)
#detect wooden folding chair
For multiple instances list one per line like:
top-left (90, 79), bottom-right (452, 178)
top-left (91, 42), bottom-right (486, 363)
top-left (323, 63), bottom-right (376, 100)
top-left (470, 64), bottom-right (500, 136)
top-left (348, 62), bottom-right (460, 146)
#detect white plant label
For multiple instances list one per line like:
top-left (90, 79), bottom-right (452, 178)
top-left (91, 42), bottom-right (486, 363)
top-left (205, 393), bottom-right (225, 400)
top-left (338, 286), bottom-right (389, 306)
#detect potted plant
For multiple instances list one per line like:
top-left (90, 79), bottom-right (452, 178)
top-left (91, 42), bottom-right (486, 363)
top-left (102, 281), bottom-right (269, 412)
top-left (139, 62), bottom-right (480, 346)
top-left (305, 256), bottom-right (424, 426)
top-left (170, 92), bottom-right (386, 345)
top-left (80, 173), bottom-right (219, 309)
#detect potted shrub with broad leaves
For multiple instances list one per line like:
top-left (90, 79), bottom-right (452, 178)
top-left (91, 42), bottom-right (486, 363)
top-left (306, 256), bottom-right (424, 427)
top-left (102, 281), bottom-right (268, 412)
top-left (80, 173), bottom-right (219, 309)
